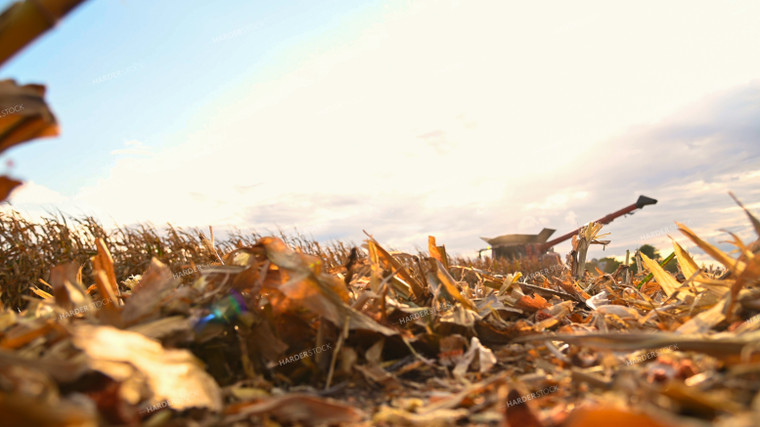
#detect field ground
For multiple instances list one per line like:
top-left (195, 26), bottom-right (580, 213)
top-left (1, 209), bottom-right (759, 427)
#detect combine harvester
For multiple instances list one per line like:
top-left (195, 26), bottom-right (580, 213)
top-left (480, 195), bottom-right (658, 263)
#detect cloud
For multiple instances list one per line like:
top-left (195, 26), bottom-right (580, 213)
top-left (111, 139), bottom-right (152, 156)
top-left (4, 181), bottom-right (68, 205)
top-left (1, 181), bottom-right (89, 224)
top-left (6, 1), bottom-right (760, 267)
top-left (536, 82), bottom-right (760, 262)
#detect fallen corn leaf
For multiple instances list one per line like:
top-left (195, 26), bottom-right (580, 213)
top-left (225, 394), bottom-right (364, 425)
top-left (71, 324), bottom-right (222, 412)
top-left (640, 253), bottom-right (680, 298)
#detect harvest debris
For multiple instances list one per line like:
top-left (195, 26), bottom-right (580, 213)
top-left (0, 198), bottom-right (759, 426)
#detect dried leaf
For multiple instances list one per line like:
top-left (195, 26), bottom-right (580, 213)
top-left (50, 262), bottom-right (89, 311)
top-left (429, 235), bottom-right (449, 270)
top-left (672, 240), bottom-right (700, 282)
top-left (374, 405), bottom-right (468, 427)
top-left (517, 294), bottom-right (551, 312)
top-left (225, 394), bottom-right (364, 425)
top-left (120, 259), bottom-right (176, 326)
top-left (0, 80), bottom-right (58, 155)
top-left (91, 238), bottom-right (119, 298)
top-left (676, 297), bottom-right (728, 334)
top-left (640, 253), bottom-right (680, 298)
top-left (432, 259), bottom-right (477, 311)
top-left (367, 236), bottom-right (425, 299)
top-left (729, 191), bottom-right (760, 239)
top-left (453, 336), bottom-right (496, 376)
top-left (278, 273), bottom-right (397, 336)
top-left (0, 175), bottom-right (21, 202)
top-left (71, 324), bottom-right (222, 412)
top-left (677, 222), bottom-right (741, 273)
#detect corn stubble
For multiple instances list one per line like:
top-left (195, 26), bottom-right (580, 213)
top-left (0, 198), bottom-right (758, 426)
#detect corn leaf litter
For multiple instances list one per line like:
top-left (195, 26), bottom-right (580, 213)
top-left (0, 195), bottom-right (759, 426)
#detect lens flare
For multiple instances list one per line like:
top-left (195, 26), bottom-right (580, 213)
top-left (194, 290), bottom-right (246, 331)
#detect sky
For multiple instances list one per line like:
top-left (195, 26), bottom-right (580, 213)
top-left (1, 0), bottom-right (759, 264)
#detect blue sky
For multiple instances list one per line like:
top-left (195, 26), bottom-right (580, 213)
top-left (2, 0), bottom-right (760, 263)
top-left (1, 0), bottom-right (391, 192)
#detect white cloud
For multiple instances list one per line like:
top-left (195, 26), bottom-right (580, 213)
top-left (5, 181), bottom-right (68, 205)
top-left (7, 0), bottom-right (760, 267)
top-left (111, 139), bottom-right (152, 156)
top-left (525, 191), bottom-right (590, 213)
top-left (1, 181), bottom-right (88, 225)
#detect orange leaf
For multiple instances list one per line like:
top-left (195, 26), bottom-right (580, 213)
top-left (91, 238), bottom-right (120, 299)
top-left (0, 175), bottom-right (21, 202)
top-left (366, 237), bottom-right (424, 299)
top-left (0, 80), bottom-right (59, 155)
top-left (517, 294), bottom-right (551, 311)
top-left (428, 235), bottom-right (449, 269)
top-left (564, 405), bottom-right (676, 427)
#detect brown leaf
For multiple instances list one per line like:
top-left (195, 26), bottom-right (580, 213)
top-left (71, 324), bottom-right (222, 412)
top-left (50, 262), bottom-right (88, 311)
top-left (729, 191), bottom-right (760, 239)
top-left (429, 235), bottom-right (449, 270)
top-left (278, 274), bottom-right (397, 336)
top-left (0, 175), bottom-right (21, 202)
top-left (367, 236), bottom-right (425, 299)
top-left (91, 238), bottom-right (119, 298)
top-left (677, 222), bottom-right (740, 273)
top-left (431, 259), bottom-right (477, 311)
top-left (225, 394), bottom-right (364, 425)
top-left (260, 237), bottom-right (349, 302)
top-left (0, 80), bottom-right (58, 155)
top-left (262, 238), bottom-right (396, 336)
top-left (120, 258), bottom-right (176, 326)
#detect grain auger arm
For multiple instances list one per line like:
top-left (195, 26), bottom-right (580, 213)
top-left (539, 195), bottom-right (657, 252)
